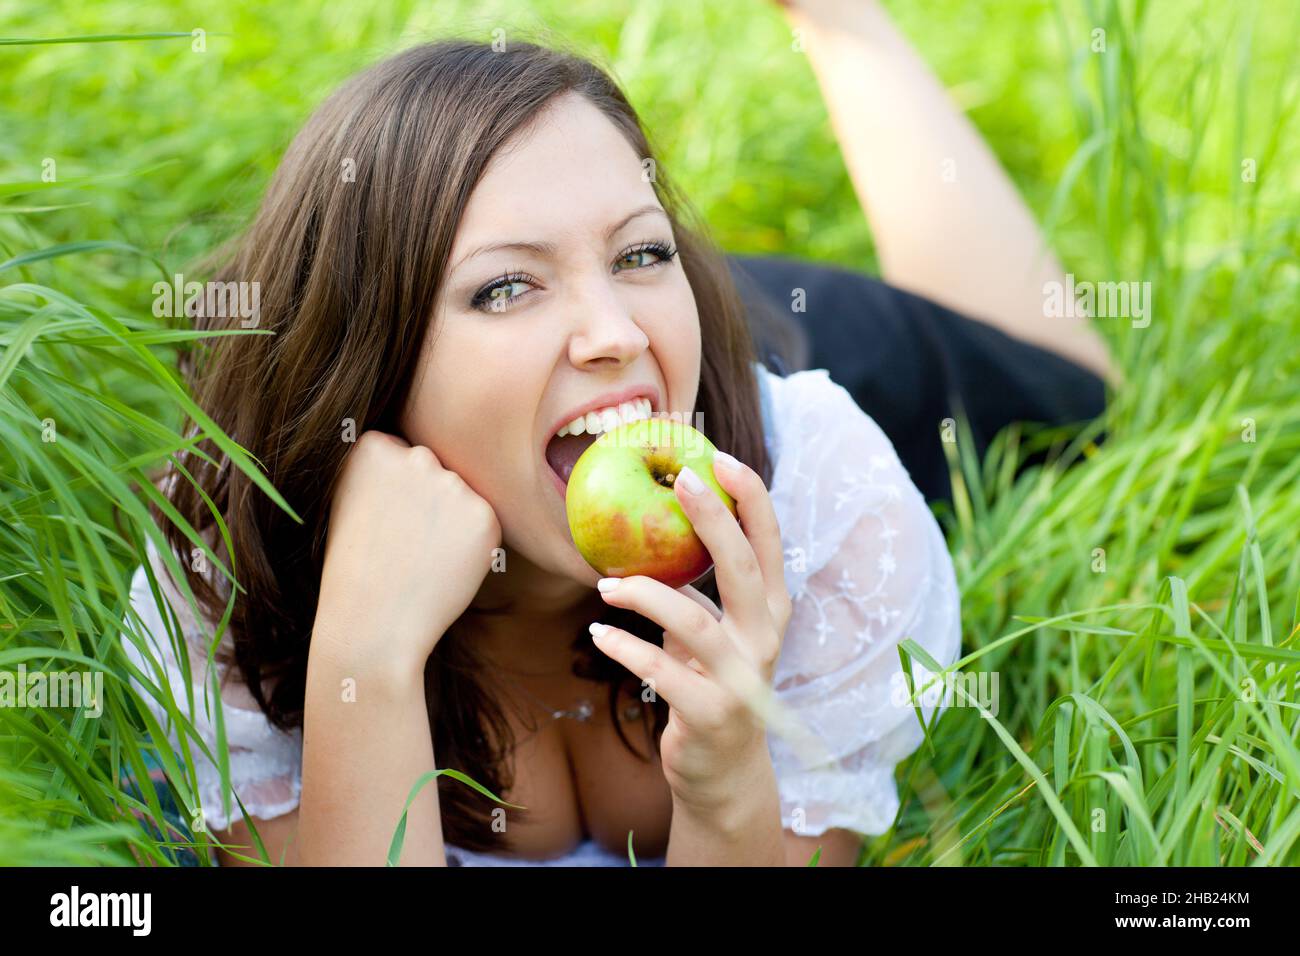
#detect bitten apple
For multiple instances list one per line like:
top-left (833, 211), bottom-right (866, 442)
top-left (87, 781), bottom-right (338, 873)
top-left (565, 417), bottom-right (737, 589)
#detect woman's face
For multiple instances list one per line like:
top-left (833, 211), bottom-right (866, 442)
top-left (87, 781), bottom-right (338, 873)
top-left (400, 91), bottom-right (702, 586)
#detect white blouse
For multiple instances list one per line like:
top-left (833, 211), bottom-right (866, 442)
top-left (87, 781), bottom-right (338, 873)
top-left (121, 364), bottom-right (962, 866)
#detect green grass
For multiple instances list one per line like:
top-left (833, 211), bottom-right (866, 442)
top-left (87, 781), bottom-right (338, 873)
top-left (1, 0), bottom-right (1298, 865)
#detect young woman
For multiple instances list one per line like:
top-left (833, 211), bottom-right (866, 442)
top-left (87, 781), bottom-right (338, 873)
top-left (123, 1), bottom-right (1106, 868)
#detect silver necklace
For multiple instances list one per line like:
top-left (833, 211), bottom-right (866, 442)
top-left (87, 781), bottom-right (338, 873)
top-left (503, 677), bottom-right (645, 727)
top-left (513, 680), bottom-right (595, 722)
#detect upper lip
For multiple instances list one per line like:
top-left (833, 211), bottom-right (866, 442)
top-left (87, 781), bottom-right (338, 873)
top-left (543, 383), bottom-right (661, 452)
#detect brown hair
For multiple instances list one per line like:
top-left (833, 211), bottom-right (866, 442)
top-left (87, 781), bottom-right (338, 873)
top-left (151, 35), bottom-right (773, 855)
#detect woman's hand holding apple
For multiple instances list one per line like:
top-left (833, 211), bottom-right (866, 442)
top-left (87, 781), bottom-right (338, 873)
top-left (585, 448), bottom-right (794, 817)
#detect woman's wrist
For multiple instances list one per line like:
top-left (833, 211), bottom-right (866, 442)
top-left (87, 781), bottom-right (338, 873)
top-left (301, 611), bottom-right (444, 866)
top-left (669, 741), bottom-right (781, 832)
top-left (308, 607), bottom-right (433, 699)
top-left (667, 757), bottom-right (786, 865)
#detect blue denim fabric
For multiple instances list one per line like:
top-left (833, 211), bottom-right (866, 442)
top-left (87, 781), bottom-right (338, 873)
top-left (119, 746), bottom-right (204, 866)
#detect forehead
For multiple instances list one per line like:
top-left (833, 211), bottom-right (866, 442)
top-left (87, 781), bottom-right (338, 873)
top-left (452, 93), bottom-right (656, 248)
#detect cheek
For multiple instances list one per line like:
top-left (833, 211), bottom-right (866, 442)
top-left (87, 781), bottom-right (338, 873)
top-left (652, 281), bottom-right (702, 406)
top-left (403, 329), bottom-right (542, 480)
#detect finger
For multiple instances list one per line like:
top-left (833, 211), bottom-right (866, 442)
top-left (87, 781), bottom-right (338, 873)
top-left (368, 431), bottom-right (452, 471)
top-left (362, 430), bottom-right (412, 451)
top-left (676, 583), bottom-right (722, 622)
top-left (595, 604), bottom-right (775, 735)
top-left (600, 574), bottom-right (769, 712)
top-left (588, 622), bottom-right (714, 718)
top-left (598, 576), bottom-right (734, 674)
top-left (701, 452), bottom-right (789, 623)
top-left (672, 461), bottom-right (769, 635)
top-left (662, 629), bottom-right (705, 672)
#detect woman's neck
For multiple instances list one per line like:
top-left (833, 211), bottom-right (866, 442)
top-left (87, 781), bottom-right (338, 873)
top-left (465, 547), bottom-right (601, 678)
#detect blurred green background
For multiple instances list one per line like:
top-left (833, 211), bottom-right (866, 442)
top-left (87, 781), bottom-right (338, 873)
top-left (1, 0), bottom-right (1298, 865)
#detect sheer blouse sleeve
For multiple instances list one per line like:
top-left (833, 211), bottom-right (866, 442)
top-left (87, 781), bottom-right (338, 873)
top-left (760, 368), bottom-right (962, 837)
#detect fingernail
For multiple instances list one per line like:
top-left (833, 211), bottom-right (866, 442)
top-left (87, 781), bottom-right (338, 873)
top-left (597, 577), bottom-right (621, 592)
top-left (676, 465), bottom-right (704, 495)
top-left (589, 622), bottom-right (609, 640)
top-left (713, 451), bottom-right (741, 473)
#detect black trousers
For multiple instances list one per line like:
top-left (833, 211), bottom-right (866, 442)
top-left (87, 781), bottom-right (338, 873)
top-left (726, 253), bottom-right (1108, 506)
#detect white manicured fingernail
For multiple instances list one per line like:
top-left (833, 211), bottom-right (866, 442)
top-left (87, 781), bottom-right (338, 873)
top-left (597, 577), bottom-right (621, 592)
top-left (713, 451), bottom-right (741, 473)
top-left (589, 622), bottom-right (610, 640)
top-left (676, 465), bottom-right (704, 495)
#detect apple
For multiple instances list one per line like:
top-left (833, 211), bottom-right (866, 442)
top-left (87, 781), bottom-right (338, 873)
top-left (565, 417), bottom-right (737, 589)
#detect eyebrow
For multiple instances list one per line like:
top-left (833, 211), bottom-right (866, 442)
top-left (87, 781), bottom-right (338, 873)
top-left (451, 204), bottom-right (669, 272)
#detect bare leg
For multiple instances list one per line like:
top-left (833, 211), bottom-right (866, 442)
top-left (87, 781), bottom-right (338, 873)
top-left (778, 0), bottom-right (1117, 384)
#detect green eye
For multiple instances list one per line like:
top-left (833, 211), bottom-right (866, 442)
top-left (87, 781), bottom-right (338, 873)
top-left (486, 281), bottom-right (526, 305)
top-left (470, 241), bottom-right (677, 314)
top-left (615, 241), bottom-right (678, 272)
top-left (471, 273), bottom-right (536, 313)
top-left (616, 249), bottom-right (653, 269)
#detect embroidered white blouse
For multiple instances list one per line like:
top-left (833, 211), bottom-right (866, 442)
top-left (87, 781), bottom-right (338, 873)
top-left (121, 364), bottom-right (962, 866)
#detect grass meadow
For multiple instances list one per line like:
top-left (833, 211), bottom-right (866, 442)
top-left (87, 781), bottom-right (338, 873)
top-left (1, 0), bottom-right (1298, 865)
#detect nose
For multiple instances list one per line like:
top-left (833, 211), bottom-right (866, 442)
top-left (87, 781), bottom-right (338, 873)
top-left (566, 280), bottom-right (650, 370)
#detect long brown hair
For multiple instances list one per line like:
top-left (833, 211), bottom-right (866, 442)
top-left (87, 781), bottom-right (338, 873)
top-left (150, 35), bottom-right (773, 855)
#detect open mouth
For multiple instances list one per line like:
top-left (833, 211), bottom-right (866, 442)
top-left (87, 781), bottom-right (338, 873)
top-left (545, 396), bottom-right (657, 488)
top-left (545, 431), bottom-right (600, 487)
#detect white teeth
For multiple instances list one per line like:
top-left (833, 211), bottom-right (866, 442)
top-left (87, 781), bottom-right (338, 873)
top-left (553, 397), bottom-right (654, 442)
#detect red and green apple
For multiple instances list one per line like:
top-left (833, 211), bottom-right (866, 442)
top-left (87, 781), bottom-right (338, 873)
top-left (564, 418), bottom-right (736, 589)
